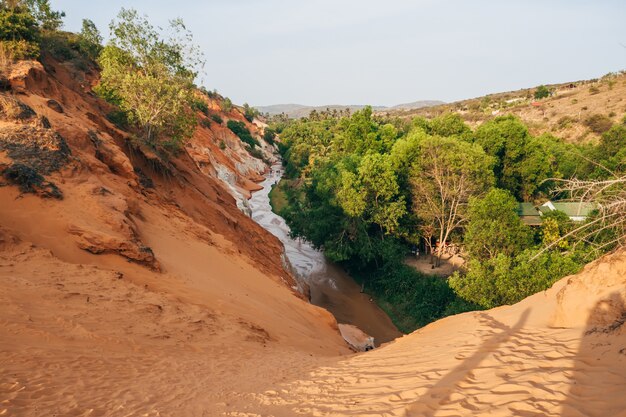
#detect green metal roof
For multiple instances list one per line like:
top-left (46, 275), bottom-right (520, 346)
top-left (550, 202), bottom-right (597, 217)
top-left (538, 205), bottom-right (552, 215)
top-left (517, 203), bottom-right (542, 226)
top-left (517, 202), bottom-right (540, 217)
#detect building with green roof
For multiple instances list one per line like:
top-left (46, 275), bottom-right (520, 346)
top-left (517, 202), bottom-right (542, 226)
top-left (539, 201), bottom-right (598, 222)
top-left (517, 201), bottom-right (598, 226)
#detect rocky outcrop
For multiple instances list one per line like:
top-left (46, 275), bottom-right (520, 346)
top-left (0, 95), bottom-right (71, 199)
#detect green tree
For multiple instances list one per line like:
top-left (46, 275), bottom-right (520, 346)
top-left (410, 136), bottom-right (494, 264)
top-left (540, 210), bottom-right (572, 250)
top-left (78, 18), bottom-right (102, 60)
top-left (96, 8), bottom-right (204, 151)
top-left (227, 120), bottom-right (259, 148)
top-left (595, 124), bottom-right (626, 175)
top-left (450, 249), bottom-right (581, 309)
top-left (337, 153), bottom-right (407, 235)
top-left (23, 0), bottom-right (64, 31)
top-left (242, 103), bottom-right (259, 122)
top-left (464, 188), bottom-right (533, 259)
top-left (0, 2), bottom-right (39, 59)
top-left (0, 2), bottom-right (37, 41)
top-left (534, 85), bottom-right (550, 99)
top-left (335, 106), bottom-right (389, 155)
top-left (221, 97), bottom-right (232, 112)
top-left (429, 113), bottom-right (471, 138)
top-left (474, 115), bottom-right (554, 200)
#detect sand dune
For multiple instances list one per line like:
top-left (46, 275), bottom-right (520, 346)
top-left (242, 251), bottom-right (626, 417)
top-left (2, 232), bottom-right (624, 416)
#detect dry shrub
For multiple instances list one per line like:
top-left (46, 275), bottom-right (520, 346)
top-left (584, 114), bottom-right (613, 134)
top-left (0, 42), bottom-right (13, 75)
top-left (0, 95), bottom-right (36, 121)
top-left (556, 115), bottom-right (576, 130)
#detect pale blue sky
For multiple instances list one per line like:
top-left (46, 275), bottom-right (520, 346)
top-left (51, 0), bottom-right (626, 106)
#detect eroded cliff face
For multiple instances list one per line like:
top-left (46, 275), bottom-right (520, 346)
top-left (0, 56), bottom-right (349, 415)
top-left (0, 56), bottom-right (293, 280)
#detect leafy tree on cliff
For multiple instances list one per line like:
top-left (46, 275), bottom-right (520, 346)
top-left (242, 103), bottom-right (259, 122)
top-left (0, 1), bottom-right (39, 59)
top-left (78, 18), bottom-right (102, 60)
top-left (96, 8), bottom-right (205, 151)
top-left (23, 0), bottom-right (64, 30)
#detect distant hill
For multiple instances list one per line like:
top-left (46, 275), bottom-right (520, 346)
top-left (256, 101), bottom-right (444, 119)
top-left (383, 71), bottom-right (626, 143)
top-left (389, 100), bottom-right (446, 111)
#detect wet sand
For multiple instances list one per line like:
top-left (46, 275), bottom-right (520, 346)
top-left (248, 164), bottom-right (402, 345)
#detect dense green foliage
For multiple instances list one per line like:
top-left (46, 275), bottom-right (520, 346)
top-left (593, 124), bottom-right (626, 174)
top-left (410, 136), bottom-right (494, 261)
top-left (221, 97), bottom-right (232, 112)
top-left (449, 249), bottom-right (583, 309)
top-left (0, 0), bottom-right (69, 61)
top-left (210, 114), bottom-right (223, 124)
top-left (534, 85), bottom-right (550, 99)
top-left (263, 127), bottom-right (276, 145)
top-left (360, 264), bottom-right (458, 331)
top-left (77, 19), bottom-right (102, 61)
top-left (23, 0), bottom-right (64, 31)
top-left (227, 120), bottom-right (260, 148)
top-left (95, 8), bottom-right (204, 151)
top-left (0, 1), bottom-right (40, 59)
top-left (464, 189), bottom-right (533, 259)
top-left (273, 107), bottom-right (621, 331)
top-left (191, 97), bottom-right (209, 114)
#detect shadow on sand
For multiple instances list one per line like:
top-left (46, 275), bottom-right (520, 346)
top-left (405, 308), bottom-right (531, 416)
top-left (561, 291), bottom-right (626, 417)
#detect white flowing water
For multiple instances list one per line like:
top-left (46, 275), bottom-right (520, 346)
top-left (248, 168), bottom-right (324, 276)
top-left (249, 164), bottom-right (401, 344)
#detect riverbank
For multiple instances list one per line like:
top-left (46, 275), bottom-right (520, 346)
top-left (249, 164), bottom-right (401, 345)
top-left (266, 170), bottom-right (475, 333)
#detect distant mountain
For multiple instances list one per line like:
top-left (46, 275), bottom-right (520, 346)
top-left (255, 101), bottom-right (444, 119)
top-left (389, 100), bottom-right (446, 111)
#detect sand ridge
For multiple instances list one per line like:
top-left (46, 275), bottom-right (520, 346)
top-left (241, 251), bottom-right (626, 417)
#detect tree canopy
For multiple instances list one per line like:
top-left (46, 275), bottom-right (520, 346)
top-left (410, 136), bottom-right (494, 261)
top-left (272, 108), bottom-right (615, 331)
top-left (96, 8), bottom-right (205, 151)
top-left (464, 188), bottom-right (533, 260)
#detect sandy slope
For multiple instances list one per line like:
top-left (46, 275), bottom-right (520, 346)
top-left (390, 72), bottom-right (626, 144)
top-left (239, 250), bottom-right (626, 417)
top-left (0, 206), bottom-right (348, 416)
top-left (0, 57), bottom-right (349, 417)
top-left (3, 239), bottom-right (624, 417)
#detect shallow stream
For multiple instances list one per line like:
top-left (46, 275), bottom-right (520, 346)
top-left (248, 164), bottom-right (401, 345)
